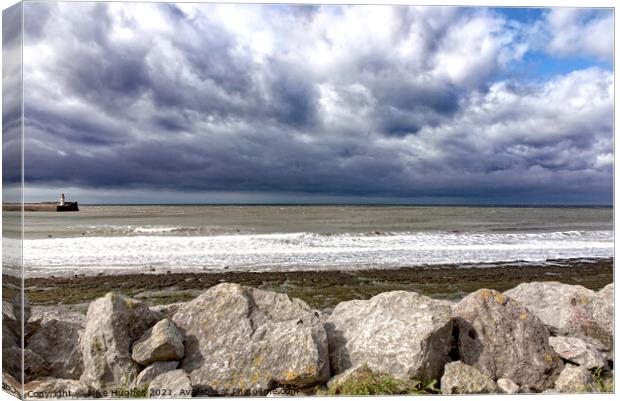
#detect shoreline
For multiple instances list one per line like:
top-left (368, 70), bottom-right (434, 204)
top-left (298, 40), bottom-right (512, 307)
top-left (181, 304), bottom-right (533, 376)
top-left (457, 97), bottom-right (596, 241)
top-left (10, 257), bottom-right (613, 312)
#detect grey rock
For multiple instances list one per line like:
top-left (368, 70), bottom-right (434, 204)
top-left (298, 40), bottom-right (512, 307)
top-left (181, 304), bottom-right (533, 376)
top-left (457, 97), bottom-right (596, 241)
top-left (3, 301), bottom-right (20, 349)
top-left (26, 307), bottom-right (86, 339)
top-left (2, 300), bottom-right (17, 322)
top-left (132, 319), bottom-right (184, 365)
top-left (24, 377), bottom-right (91, 399)
top-left (79, 292), bottom-right (161, 390)
top-left (150, 303), bottom-right (184, 319)
top-left (325, 291), bottom-right (452, 381)
top-left (440, 361), bottom-right (498, 394)
top-left (454, 289), bottom-right (563, 391)
top-left (549, 336), bottom-right (608, 369)
top-left (13, 293), bottom-right (31, 325)
top-left (147, 370), bottom-right (192, 398)
top-left (598, 283), bottom-right (613, 302)
top-left (172, 283), bottom-right (329, 393)
top-left (134, 361), bottom-right (179, 388)
top-left (27, 319), bottom-right (84, 379)
top-left (504, 281), bottom-right (613, 350)
top-left (588, 283), bottom-right (614, 349)
top-left (497, 378), bottom-right (520, 394)
top-left (28, 307), bottom-right (87, 327)
top-left (3, 346), bottom-right (51, 382)
top-left (554, 364), bottom-right (596, 393)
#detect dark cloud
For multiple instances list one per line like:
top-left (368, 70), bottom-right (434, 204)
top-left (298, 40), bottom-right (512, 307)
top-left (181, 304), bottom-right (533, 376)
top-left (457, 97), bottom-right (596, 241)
top-left (2, 2), bottom-right (23, 189)
top-left (16, 3), bottom-right (614, 204)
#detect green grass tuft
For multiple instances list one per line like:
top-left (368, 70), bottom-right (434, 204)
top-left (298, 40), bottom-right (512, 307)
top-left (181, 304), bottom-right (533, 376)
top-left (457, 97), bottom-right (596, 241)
top-left (591, 367), bottom-right (614, 393)
top-left (324, 365), bottom-right (441, 396)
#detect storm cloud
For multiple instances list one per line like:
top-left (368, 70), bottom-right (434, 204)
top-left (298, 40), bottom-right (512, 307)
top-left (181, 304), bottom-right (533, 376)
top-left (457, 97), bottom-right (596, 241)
top-left (17, 3), bottom-right (614, 204)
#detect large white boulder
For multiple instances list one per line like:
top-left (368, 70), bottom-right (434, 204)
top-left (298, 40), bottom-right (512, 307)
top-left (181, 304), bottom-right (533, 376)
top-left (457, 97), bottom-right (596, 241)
top-left (325, 291), bottom-right (453, 381)
top-left (504, 281), bottom-right (613, 350)
top-left (171, 283), bottom-right (330, 394)
top-left (453, 289), bottom-right (563, 391)
top-left (79, 293), bottom-right (161, 390)
top-left (27, 319), bottom-right (84, 379)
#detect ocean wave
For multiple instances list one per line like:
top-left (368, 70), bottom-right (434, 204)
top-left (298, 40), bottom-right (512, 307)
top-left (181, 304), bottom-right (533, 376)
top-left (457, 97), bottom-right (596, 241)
top-left (22, 230), bottom-right (614, 274)
top-left (82, 224), bottom-right (211, 236)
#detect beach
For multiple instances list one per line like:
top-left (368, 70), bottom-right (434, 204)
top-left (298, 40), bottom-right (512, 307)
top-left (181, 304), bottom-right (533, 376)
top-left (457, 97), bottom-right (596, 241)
top-left (13, 257), bottom-right (613, 312)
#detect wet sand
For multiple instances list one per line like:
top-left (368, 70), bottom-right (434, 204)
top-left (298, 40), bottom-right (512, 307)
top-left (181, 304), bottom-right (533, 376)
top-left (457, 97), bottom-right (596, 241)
top-left (9, 257), bottom-right (613, 312)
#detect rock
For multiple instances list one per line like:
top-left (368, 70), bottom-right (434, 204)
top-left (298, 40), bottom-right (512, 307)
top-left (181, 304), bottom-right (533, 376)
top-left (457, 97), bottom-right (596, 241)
top-left (172, 283), bottom-right (329, 393)
top-left (519, 385), bottom-right (533, 393)
top-left (440, 361), bottom-right (498, 394)
top-left (134, 361), bottom-right (179, 388)
top-left (24, 377), bottom-right (91, 399)
top-left (497, 378), bottom-right (520, 394)
top-left (554, 365), bottom-right (596, 393)
top-left (79, 293), bottom-right (161, 391)
top-left (3, 347), bottom-right (51, 382)
top-left (598, 283), bottom-right (613, 302)
top-left (504, 282), bottom-right (592, 332)
top-left (549, 336), bottom-right (607, 369)
top-left (2, 301), bottom-right (20, 349)
top-left (587, 283), bottom-right (614, 349)
top-left (13, 293), bottom-right (31, 325)
top-left (28, 307), bottom-right (87, 327)
top-left (27, 319), bottom-right (84, 379)
top-left (504, 281), bottom-right (613, 350)
top-left (26, 307), bottom-right (86, 339)
top-left (3, 300), bottom-right (16, 320)
top-left (2, 372), bottom-right (22, 398)
top-left (453, 289), bottom-right (563, 391)
top-left (132, 319), bottom-right (184, 365)
top-left (147, 370), bottom-right (192, 398)
top-left (150, 302), bottom-right (184, 319)
top-left (325, 291), bottom-right (452, 381)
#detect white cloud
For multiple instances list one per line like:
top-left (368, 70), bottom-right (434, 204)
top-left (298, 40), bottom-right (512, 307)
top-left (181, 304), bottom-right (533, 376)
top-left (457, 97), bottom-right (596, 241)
top-left (542, 8), bottom-right (613, 62)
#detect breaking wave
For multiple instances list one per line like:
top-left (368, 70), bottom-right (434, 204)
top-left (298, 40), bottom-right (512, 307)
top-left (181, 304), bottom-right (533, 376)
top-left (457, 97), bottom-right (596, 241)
top-left (22, 230), bottom-right (614, 276)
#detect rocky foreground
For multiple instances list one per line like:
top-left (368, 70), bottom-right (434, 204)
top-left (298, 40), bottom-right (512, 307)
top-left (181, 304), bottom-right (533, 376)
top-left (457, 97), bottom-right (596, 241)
top-left (2, 281), bottom-right (614, 398)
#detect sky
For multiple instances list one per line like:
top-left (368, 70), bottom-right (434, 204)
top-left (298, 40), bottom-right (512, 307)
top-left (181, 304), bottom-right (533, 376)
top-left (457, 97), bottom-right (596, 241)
top-left (3, 2), bottom-right (614, 204)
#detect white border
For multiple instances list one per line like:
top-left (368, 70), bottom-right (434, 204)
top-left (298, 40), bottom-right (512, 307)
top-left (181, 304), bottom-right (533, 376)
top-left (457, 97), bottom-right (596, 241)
top-left (0, 1), bottom-right (616, 401)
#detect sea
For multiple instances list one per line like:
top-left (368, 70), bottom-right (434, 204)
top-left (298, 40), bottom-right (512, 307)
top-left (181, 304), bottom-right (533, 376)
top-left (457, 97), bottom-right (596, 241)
top-left (7, 205), bottom-right (614, 277)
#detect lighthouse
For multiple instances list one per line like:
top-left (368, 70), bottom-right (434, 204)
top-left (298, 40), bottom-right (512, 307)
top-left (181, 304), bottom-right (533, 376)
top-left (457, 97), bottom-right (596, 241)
top-left (56, 194), bottom-right (79, 211)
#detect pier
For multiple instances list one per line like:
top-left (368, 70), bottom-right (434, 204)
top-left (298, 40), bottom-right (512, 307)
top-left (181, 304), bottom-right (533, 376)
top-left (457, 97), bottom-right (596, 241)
top-left (2, 193), bottom-right (79, 212)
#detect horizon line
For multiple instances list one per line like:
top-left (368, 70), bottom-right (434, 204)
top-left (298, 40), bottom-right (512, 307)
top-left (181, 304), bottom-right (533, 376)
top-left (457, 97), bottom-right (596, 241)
top-left (71, 202), bottom-right (614, 208)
